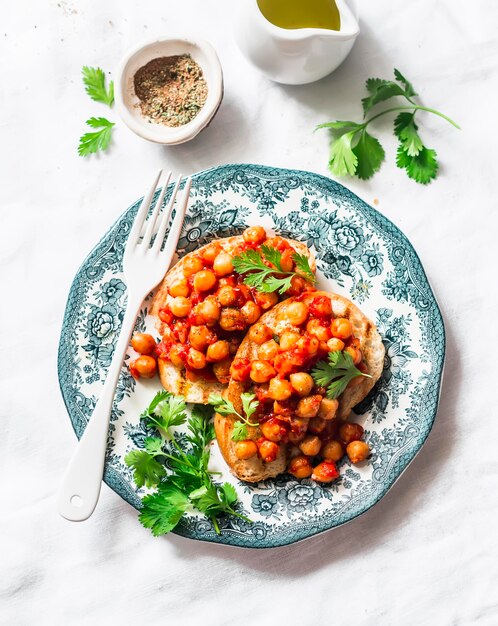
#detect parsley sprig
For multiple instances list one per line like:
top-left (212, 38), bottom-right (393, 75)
top-left (208, 392), bottom-right (259, 441)
top-left (316, 68), bottom-right (459, 184)
top-left (311, 351), bottom-right (372, 399)
top-left (78, 66), bottom-right (115, 157)
top-left (125, 391), bottom-right (250, 536)
top-left (232, 245), bottom-right (315, 294)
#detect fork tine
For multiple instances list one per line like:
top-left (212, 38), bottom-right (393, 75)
top-left (155, 177), bottom-right (191, 260)
top-left (151, 174), bottom-right (183, 253)
top-left (142, 171), bottom-right (172, 249)
top-left (126, 169), bottom-right (162, 250)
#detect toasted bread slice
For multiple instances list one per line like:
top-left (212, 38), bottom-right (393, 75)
top-left (215, 291), bottom-right (385, 482)
top-left (151, 235), bottom-right (316, 403)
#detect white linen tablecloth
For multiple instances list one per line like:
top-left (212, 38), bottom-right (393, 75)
top-left (1, 1), bottom-right (497, 624)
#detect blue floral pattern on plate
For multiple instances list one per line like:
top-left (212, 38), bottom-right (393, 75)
top-left (57, 164), bottom-right (445, 548)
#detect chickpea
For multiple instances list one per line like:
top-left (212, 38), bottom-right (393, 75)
top-left (241, 300), bottom-right (262, 325)
top-left (346, 440), bottom-right (370, 464)
top-left (279, 331), bottom-right (300, 351)
top-left (170, 296), bottom-right (192, 318)
top-left (318, 398), bottom-right (339, 420)
top-left (131, 333), bottom-right (156, 355)
top-left (296, 394), bottom-right (322, 418)
top-left (196, 297), bottom-right (221, 325)
top-left (250, 360), bottom-right (277, 383)
top-left (339, 422), bottom-right (364, 444)
top-left (189, 325), bottom-right (216, 352)
top-left (268, 377), bottom-right (293, 401)
top-left (212, 251), bottom-right (234, 277)
top-left (248, 323), bottom-right (273, 345)
top-left (258, 339), bottom-right (279, 361)
top-left (217, 285), bottom-right (237, 306)
top-left (257, 439), bottom-right (279, 463)
top-left (168, 279), bottom-right (190, 298)
top-left (235, 440), bottom-right (258, 460)
top-left (327, 337), bottom-right (345, 352)
top-left (346, 346), bottom-right (362, 365)
top-left (306, 319), bottom-right (331, 342)
top-left (289, 372), bottom-right (314, 397)
top-left (279, 248), bottom-right (295, 272)
top-left (253, 290), bottom-right (278, 310)
top-left (299, 435), bottom-right (321, 456)
top-left (219, 307), bottom-right (246, 332)
top-left (261, 418), bottom-right (288, 442)
top-left (212, 358), bottom-right (231, 383)
top-left (243, 225), bottom-right (266, 245)
top-left (187, 348), bottom-right (206, 370)
top-left (288, 429), bottom-right (307, 444)
top-left (279, 301), bottom-right (309, 326)
top-left (169, 344), bottom-right (185, 368)
top-left (193, 269), bottom-right (217, 293)
top-left (183, 255), bottom-right (204, 277)
top-left (321, 440), bottom-right (344, 462)
top-left (230, 357), bottom-right (251, 382)
top-left (308, 417), bottom-right (327, 434)
top-left (296, 336), bottom-right (319, 356)
top-left (330, 317), bottom-right (353, 340)
top-left (129, 355), bottom-right (157, 379)
top-left (273, 400), bottom-right (292, 416)
top-left (206, 340), bottom-right (230, 363)
top-left (311, 461), bottom-right (339, 483)
top-left (201, 242), bottom-right (222, 266)
top-left (158, 307), bottom-right (173, 324)
top-left (309, 295), bottom-right (333, 318)
top-left (288, 455), bottom-right (313, 479)
top-left (287, 275), bottom-right (307, 296)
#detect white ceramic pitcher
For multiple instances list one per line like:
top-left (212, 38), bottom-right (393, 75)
top-left (232, 0), bottom-right (359, 85)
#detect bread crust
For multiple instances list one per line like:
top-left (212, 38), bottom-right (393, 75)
top-left (151, 235), bottom-right (316, 403)
top-left (215, 291), bottom-right (385, 482)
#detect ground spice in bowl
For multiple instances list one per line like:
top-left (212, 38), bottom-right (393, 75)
top-left (133, 54), bottom-right (208, 127)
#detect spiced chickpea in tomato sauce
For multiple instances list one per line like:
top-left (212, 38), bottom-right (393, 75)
top-left (236, 294), bottom-right (370, 482)
top-left (153, 227), bottom-right (315, 383)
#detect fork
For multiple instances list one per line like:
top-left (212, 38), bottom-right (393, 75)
top-left (57, 171), bottom-right (191, 522)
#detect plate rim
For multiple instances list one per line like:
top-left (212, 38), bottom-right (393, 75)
top-left (58, 162), bottom-right (445, 548)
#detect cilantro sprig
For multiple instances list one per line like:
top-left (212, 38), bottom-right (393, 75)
top-left (232, 245), bottom-right (315, 295)
top-left (78, 66), bottom-right (115, 157)
top-left (316, 68), bottom-right (459, 184)
top-left (311, 351), bottom-right (372, 400)
top-left (208, 392), bottom-right (259, 441)
top-left (125, 391), bottom-right (250, 536)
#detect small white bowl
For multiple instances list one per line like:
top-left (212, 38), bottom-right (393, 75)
top-left (115, 37), bottom-right (223, 145)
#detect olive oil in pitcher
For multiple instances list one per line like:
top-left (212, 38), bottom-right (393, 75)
top-left (257, 0), bottom-right (341, 31)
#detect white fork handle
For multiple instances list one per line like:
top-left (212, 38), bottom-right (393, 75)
top-left (57, 291), bottom-right (144, 521)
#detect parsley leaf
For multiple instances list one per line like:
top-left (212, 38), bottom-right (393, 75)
top-left (293, 253), bottom-right (315, 282)
top-left (311, 350), bottom-right (371, 399)
top-left (396, 145), bottom-right (439, 184)
top-left (362, 78), bottom-right (406, 115)
top-left (352, 128), bottom-right (385, 180)
top-left (138, 482), bottom-right (188, 536)
top-left (393, 68), bottom-right (417, 99)
top-left (328, 130), bottom-right (358, 177)
top-left (149, 394), bottom-right (188, 431)
top-left (394, 112), bottom-right (423, 156)
top-left (232, 246), bottom-right (315, 295)
top-left (208, 392), bottom-right (259, 440)
top-left (124, 449), bottom-right (166, 489)
top-left (82, 66), bottom-right (114, 106)
top-left (231, 421), bottom-right (249, 441)
top-left (78, 117), bottom-right (114, 157)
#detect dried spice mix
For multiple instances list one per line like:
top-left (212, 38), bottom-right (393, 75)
top-left (133, 55), bottom-right (208, 127)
